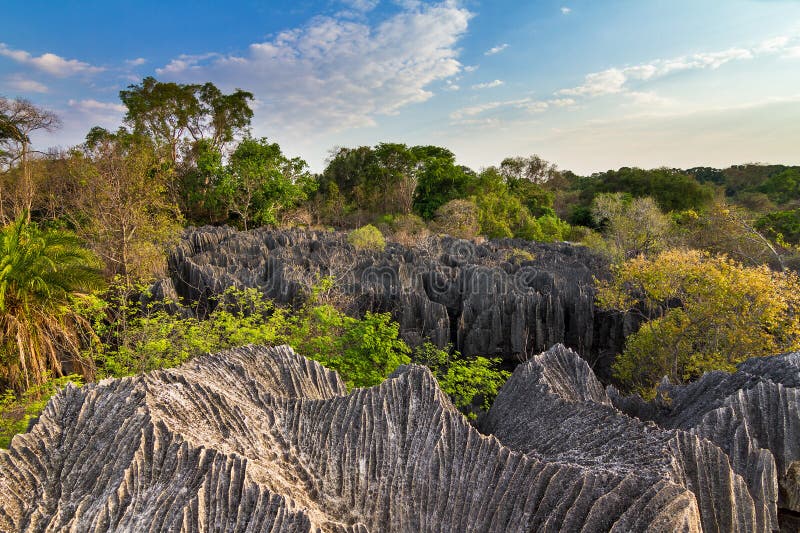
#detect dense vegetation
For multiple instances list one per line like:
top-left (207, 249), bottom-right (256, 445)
top-left (1, 77), bottom-right (799, 443)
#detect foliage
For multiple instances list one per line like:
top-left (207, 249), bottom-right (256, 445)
top-left (120, 77), bottom-right (253, 162)
top-left (758, 168), bottom-right (800, 206)
top-left (592, 193), bottom-right (673, 260)
top-left (596, 249), bottom-right (800, 397)
top-left (582, 167), bottom-right (714, 213)
top-left (756, 209), bottom-right (800, 245)
top-left (217, 137), bottom-right (316, 229)
top-left (0, 216), bottom-right (104, 392)
top-left (412, 149), bottom-right (472, 220)
top-left (347, 224), bottom-right (386, 252)
top-left (431, 199), bottom-right (480, 239)
top-left (85, 283), bottom-right (408, 389)
top-left (66, 129), bottom-right (183, 282)
top-left (0, 374), bottom-right (82, 448)
top-left (675, 200), bottom-right (787, 269)
top-left (412, 342), bottom-right (510, 419)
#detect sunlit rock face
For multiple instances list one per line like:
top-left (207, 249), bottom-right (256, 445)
top-left (1, 345), bottom-right (706, 532)
top-left (158, 226), bottom-right (634, 380)
top-left (484, 344), bottom-right (777, 532)
top-left (610, 351), bottom-right (800, 531)
top-left (3, 344), bottom-right (797, 531)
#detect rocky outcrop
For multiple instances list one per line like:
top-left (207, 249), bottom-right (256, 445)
top-left (482, 345), bottom-right (775, 532)
top-left (162, 226), bottom-right (633, 379)
top-left (1, 344), bottom-right (711, 532)
top-left (610, 352), bottom-right (800, 528)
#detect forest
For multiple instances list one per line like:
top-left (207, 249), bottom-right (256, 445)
top-left (2, 77), bottom-right (800, 446)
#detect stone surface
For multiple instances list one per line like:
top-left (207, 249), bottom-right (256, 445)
top-left (163, 226), bottom-right (634, 380)
top-left (1, 345), bottom-right (708, 532)
top-left (483, 344), bottom-right (775, 532)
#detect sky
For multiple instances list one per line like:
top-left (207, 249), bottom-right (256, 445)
top-left (2, 0), bottom-right (799, 174)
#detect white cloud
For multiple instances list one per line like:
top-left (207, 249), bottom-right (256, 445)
top-left (0, 43), bottom-right (104, 77)
top-left (341, 0), bottom-right (380, 11)
top-left (559, 46), bottom-right (762, 98)
top-left (155, 2), bottom-right (472, 138)
top-left (472, 79), bottom-right (503, 89)
top-left (625, 91), bottom-right (675, 107)
top-left (484, 43), bottom-right (508, 56)
top-left (548, 98), bottom-right (576, 107)
top-left (450, 96), bottom-right (569, 120)
top-left (561, 7), bottom-right (571, 15)
top-left (463, 65), bottom-right (478, 72)
top-left (68, 99), bottom-right (126, 114)
top-left (124, 57), bottom-right (147, 67)
top-left (784, 46), bottom-right (800, 59)
top-left (4, 75), bottom-right (48, 94)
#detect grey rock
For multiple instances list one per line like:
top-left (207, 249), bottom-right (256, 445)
top-left (0, 345), bottom-right (704, 532)
top-left (611, 353), bottom-right (800, 526)
top-left (163, 227), bottom-right (633, 380)
top-left (483, 345), bottom-right (774, 532)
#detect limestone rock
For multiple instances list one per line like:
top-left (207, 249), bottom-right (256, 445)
top-left (163, 227), bottom-right (632, 379)
top-left (611, 352), bottom-right (800, 525)
top-left (1, 345), bottom-right (704, 532)
top-left (483, 345), bottom-right (774, 532)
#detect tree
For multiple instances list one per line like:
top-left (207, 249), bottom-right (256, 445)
top-left (0, 98), bottom-right (60, 223)
top-left (431, 199), bottom-right (480, 239)
top-left (120, 77), bottom-right (253, 163)
top-left (582, 167), bottom-right (714, 213)
top-left (0, 215), bottom-right (104, 392)
top-left (596, 249), bottom-right (800, 397)
top-left (677, 200), bottom-right (787, 270)
top-left (592, 193), bottom-right (673, 260)
top-left (218, 138), bottom-right (316, 230)
top-left (499, 154), bottom-right (559, 185)
top-left (66, 129), bottom-right (182, 284)
top-left (412, 152), bottom-right (471, 220)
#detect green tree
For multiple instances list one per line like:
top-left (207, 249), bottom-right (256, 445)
top-left (592, 193), bottom-right (673, 260)
top-left (0, 215), bottom-right (104, 391)
top-left (217, 138), bottom-right (316, 229)
top-left (412, 151), bottom-right (471, 220)
top-left (413, 342), bottom-right (509, 419)
top-left (120, 77), bottom-right (253, 163)
top-left (66, 129), bottom-right (182, 283)
top-left (596, 249), bottom-right (800, 397)
top-left (582, 167), bottom-right (714, 213)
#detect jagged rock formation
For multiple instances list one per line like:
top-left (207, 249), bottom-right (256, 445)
top-left (482, 344), bottom-right (776, 532)
top-left (1, 344), bottom-right (714, 532)
top-left (610, 352), bottom-right (800, 529)
top-left (159, 226), bottom-right (634, 379)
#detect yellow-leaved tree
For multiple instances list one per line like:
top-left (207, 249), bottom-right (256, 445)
top-left (596, 249), bottom-right (800, 397)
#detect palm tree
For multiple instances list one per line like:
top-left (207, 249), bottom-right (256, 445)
top-left (0, 215), bottom-right (105, 391)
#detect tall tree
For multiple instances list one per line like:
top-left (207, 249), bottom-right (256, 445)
top-left (0, 98), bottom-right (60, 223)
top-left (119, 77), bottom-right (253, 180)
top-left (66, 128), bottom-right (182, 284)
top-left (217, 138), bottom-right (316, 230)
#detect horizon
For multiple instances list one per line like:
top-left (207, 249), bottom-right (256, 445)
top-left (2, 0), bottom-right (799, 174)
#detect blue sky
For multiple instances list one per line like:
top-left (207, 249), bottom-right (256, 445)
top-left (2, 0), bottom-right (799, 173)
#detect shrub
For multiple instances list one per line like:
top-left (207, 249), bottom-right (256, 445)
top-left (413, 343), bottom-right (510, 419)
top-left (347, 224), bottom-right (386, 251)
top-left (1, 374), bottom-right (82, 448)
top-left (388, 213), bottom-right (430, 247)
top-left (597, 249), bottom-right (800, 397)
top-left (431, 199), bottom-right (480, 239)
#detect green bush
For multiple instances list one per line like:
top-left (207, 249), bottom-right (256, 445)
top-left (413, 343), bottom-right (509, 419)
top-left (1, 374), bottom-right (83, 448)
top-left (347, 224), bottom-right (386, 251)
